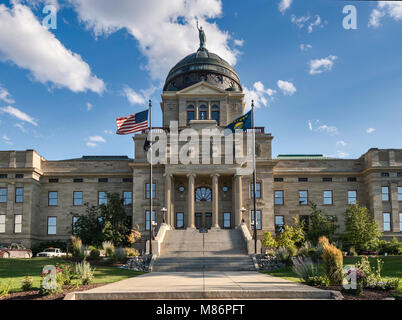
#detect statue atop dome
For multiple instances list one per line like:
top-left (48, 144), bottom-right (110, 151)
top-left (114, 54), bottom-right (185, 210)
top-left (196, 20), bottom-right (206, 49)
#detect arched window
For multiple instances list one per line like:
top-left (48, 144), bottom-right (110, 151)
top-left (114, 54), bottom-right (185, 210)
top-left (195, 187), bottom-right (212, 202)
top-left (187, 105), bottom-right (195, 125)
top-left (199, 105), bottom-right (207, 120)
top-left (211, 105), bottom-right (219, 125)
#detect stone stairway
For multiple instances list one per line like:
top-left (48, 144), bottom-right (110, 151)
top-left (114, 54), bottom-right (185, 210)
top-left (152, 228), bottom-right (256, 272)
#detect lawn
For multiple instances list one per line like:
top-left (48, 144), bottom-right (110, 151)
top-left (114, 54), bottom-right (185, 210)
top-left (0, 258), bottom-right (143, 293)
top-left (262, 256), bottom-right (402, 290)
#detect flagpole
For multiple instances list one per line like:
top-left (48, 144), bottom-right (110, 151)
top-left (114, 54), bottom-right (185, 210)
top-left (251, 100), bottom-right (258, 255)
top-left (149, 99), bottom-right (153, 255)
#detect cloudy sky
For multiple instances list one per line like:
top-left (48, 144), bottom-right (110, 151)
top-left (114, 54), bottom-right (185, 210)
top-left (0, 0), bottom-right (401, 160)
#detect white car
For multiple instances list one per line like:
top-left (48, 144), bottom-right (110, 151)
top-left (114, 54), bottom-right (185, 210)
top-left (36, 248), bottom-right (66, 258)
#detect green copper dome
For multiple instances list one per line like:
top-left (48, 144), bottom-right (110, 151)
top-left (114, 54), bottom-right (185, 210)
top-left (163, 47), bottom-right (242, 92)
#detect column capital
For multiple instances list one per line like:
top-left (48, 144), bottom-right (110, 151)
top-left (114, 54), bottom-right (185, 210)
top-left (164, 173), bottom-right (173, 179)
top-left (210, 173), bottom-right (220, 179)
top-left (187, 173), bottom-right (196, 179)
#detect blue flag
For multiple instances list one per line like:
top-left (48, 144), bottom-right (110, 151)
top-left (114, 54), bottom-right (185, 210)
top-left (225, 110), bottom-right (252, 133)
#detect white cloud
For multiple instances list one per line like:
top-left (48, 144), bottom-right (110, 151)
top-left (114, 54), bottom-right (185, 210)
top-left (317, 124), bottom-right (338, 135)
top-left (366, 128), bottom-right (376, 134)
top-left (244, 81), bottom-right (276, 111)
top-left (291, 14), bottom-right (325, 33)
top-left (309, 55), bottom-right (337, 75)
top-left (0, 86), bottom-right (15, 104)
top-left (123, 87), bottom-right (146, 105)
top-left (2, 135), bottom-right (12, 145)
top-left (333, 151), bottom-right (350, 158)
top-left (104, 130), bottom-right (114, 134)
top-left (308, 120), bottom-right (313, 131)
top-left (86, 135), bottom-right (106, 147)
top-left (369, 2), bottom-right (402, 28)
top-left (1, 106), bottom-right (37, 126)
top-left (0, 3), bottom-right (105, 93)
top-left (14, 123), bottom-right (28, 133)
top-left (278, 0), bottom-right (293, 14)
top-left (86, 142), bottom-right (97, 148)
top-left (86, 102), bottom-right (93, 111)
top-left (68, 0), bottom-right (240, 82)
top-left (234, 39), bottom-right (244, 47)
top-left (336, 140), bottom-right (347, 147)
top-left (277, 80), bottom-right (296, 96)
top-left (300, 43), bottom-right (312, 51)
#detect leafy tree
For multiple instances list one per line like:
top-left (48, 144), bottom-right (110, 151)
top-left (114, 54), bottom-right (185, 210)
top-left (305, 202), bottom-right (338, 245)
top-left (71, 204), bottom-right (104, 246)
top-left (262, 232), bottom-right (277, 249)
top-left (343, 204), bottom-right (381, 251)
top-left (99, 193), bottom-right (131, 247)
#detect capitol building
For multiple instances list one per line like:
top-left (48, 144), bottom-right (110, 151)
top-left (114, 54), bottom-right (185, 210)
top-left (0, 37), bottom-right (401, 249)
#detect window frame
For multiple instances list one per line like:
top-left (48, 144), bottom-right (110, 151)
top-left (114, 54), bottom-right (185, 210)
top-left (145, 183), bottom-right (156, 199)
top-left (145, 210), bottom-right (156, 231)
top-left (348, 190), bottom-right (357, 205)
top-left (251, 182), bottom-right (262, 199)
top-left (98, 191), bottom-right (108, 205)
top-left (323, 190), bottom-right (333, 205)
top-left (48, 191), bottom-right (58, 207)
top-left (223, 212), bottom-right (231, 229)
top-left (274, 190), bottom-right (284, 205)
top-left (381, 186), bottom-right (390, 202)
top-left (123, 191), bottom-right (133, 206)
top-left (383, 213), bottom-right (391, 232)
top-left (15, 187), bottom-right (24, 203)
top-left (400, 213), bottom-right (402, 232)
top-left (73, 191), bottom-right (83, 206)
top-left (0, 214), bottom-right (5, 233)
top-left (299, 190), bottom-right (308, 205)
top-left (251, 210), bottom-right (262, 230)
top-left (274, 215), bottom-right (284, 234)
top-left (175, 212), bottom-right (184, 229)
top-left (47, 216), bottom-right (57, 235)
top-left (0, 188), bottom-right (7, 203)
top-left (14, 214), bottom-right (22, 234)
top-left (398, 186), bottom-right (402, 202)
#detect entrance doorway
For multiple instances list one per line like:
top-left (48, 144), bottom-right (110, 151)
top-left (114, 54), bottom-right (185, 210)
top-left (195, 212), bottom-right (212, 229)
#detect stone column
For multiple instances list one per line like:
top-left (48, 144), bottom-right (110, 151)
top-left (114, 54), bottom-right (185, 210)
top-left (211, 173), bottom-right (220, 228)
top-left (234, 174), bottom-right (243, 226)
top-left (164, 173), bottom-right (172, 226)
top-left (390, 182), bottom-right (400, 232)
top-left (187, 173), bottom-right (196, 228)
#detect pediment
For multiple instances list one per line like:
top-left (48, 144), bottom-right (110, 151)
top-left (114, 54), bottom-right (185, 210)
top-left (176, 81), bottom-right (226, 96)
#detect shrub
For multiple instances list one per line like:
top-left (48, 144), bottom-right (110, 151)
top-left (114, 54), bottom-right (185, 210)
top-left (262, 232), bottom-right (277, 249)
top-left (305, 203), bottom-right (338, 245)
top-left (297, 242), bottom-right (312, 258)
top-left (343, 267), bottom-right (365, 296)
top-left (89, 248), bottom-right (100, 259)
top-left (113, 247), bottom-right (127, 263)
top-left (102, 241), bottom-right (115, 257)
top-left (0, 281), bottom-right (11, 298)
top-left (291, 256), bottom-right (319, 282)
top-left (318, 236), bottom-right (329, 247)
top-left (349, 246), bottom-right (358, 257)
top-left (21, 276), bottom-right (34, 291)
top-left (321, 238), bottom-right (343, 285)
top-left (75, 261), bottom-right (95, 285)
top-left (378, 237), bottom-right (402, 255)
top-left (125, 247), bottom-right (139, 257)
top-left (275, 247), bottom-right (290, 264)
top-left (56, 263), bottom-right (76, 285)
top-left (305, 276), bottom-right (329, 287)
top-left (71, 236), bottom-right (83, 258)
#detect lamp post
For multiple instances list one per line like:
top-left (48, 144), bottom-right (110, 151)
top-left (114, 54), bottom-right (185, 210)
top-left (161, 207), bottom-right (167, 224)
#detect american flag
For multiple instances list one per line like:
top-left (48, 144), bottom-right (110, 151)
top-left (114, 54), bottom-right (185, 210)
top-left (116, 110), bottom-right (148, 135)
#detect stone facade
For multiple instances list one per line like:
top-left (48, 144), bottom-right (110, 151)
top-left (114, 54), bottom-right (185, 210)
top-left (1, 47), bottom-right (401, 249)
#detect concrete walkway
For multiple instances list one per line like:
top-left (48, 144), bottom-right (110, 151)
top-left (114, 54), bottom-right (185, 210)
top-left (64, 272), bottom-right (342, 300)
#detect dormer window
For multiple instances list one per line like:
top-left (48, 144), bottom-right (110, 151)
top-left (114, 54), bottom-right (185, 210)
top-left (187, 105), bottom-right (195, 125)
top-left (211, 105), bottom-right (220, 125)
top-left (199, 105), bottom-right (207, 120)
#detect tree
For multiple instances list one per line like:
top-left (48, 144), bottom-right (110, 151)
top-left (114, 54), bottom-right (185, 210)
top-left (305, 202), bottom-right (338, 245)
top-left (71, 204), bottom-right (104, 246)
top-left (99, 193), bottom-right (131, 247)
top-left (343, 204), bottom-right (381, 251)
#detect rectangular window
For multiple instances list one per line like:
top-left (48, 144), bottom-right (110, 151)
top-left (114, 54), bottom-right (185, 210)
top-left (0, 174), bottom-right (8, 179)
top-left (72, 216), bottom-right (78, 235)
top-left (73, 191), bottom-right (83, 206)
top-left (348, 190), bottom-right (357, 205)
top-left (274, 190), bottom-right (284, 205)
top-left (398, 187), bottom-right (402, 201)
top-left (145, 210), bottom-right (156, 231)
top-left (275, 215), bottom-right (284, 234)
top-left (251, 182), bottom-right (261, 198)
top-left (123, 191), bottom-right (132, 205)
top-left (0, 188), bottom-right (7, 203)
top-left (146, 183), bottom-right (156, 199)
top-left (176, 212), bottom-right (184, 229)
top-left (14, 214), bottom-right (22, 233)
top-left (382, 186), bottom-right (389, 202)
top-left (15, 187), bottom-right (23, 203)
top-left (0, 215), bottom-right (5, 233)
top-left (398, 172), bottom-right (402, 177)
top-left (15, 174), bottom-right (24, 179)
top-left (199, 110), bottom-right (207, 120)
top-left (47, 217), bottom-right (57, 235)
top-left (223, 212), bottom-right (231, 229)
top-left (48, 191), bottom-right (58, 206)
top-left (98, 191), bottom-right (107, 205)
top-left (49, 178), bottom-right (59, 183)
top-left (298, 177), bottom-right (308, 182)
top-left (400, 213), bottom-right (402, 231)
top-left (323, 177), bottom-right (333, 182)
top-left (211, 111), bottom-right (220, 125)
top-left (251, 210), bottom-right (262, 230)
top-left (98, 178), bottom-right (108, 183)
top-left (74, 178), bottom-right (83, 183)
top-left (187, 111), bottom-right (195, 125)
top-left (381, 172), bottom-right (390, 177)
top-left (123, 178), bottom-right (133, 183)
top-left (347, 177), bottom-right (357, 182)
top-left (299, 190), bottom-right (308, 205)
top-left (383, 213), bottom-right (391, 232)
top-left (323, 190), bottom-right (333, 205)
top-left (274, 177), bottom-right (284, 182)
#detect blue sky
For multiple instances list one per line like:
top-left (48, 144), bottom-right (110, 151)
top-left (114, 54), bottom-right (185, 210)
top-left (0, 0), bottom-right (401, 160)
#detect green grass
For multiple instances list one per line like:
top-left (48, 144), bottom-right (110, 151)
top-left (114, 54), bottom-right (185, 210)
top-left (0, 258), bottom-right (144, 293)
top-left (262, 256), bottom-right (402, 290)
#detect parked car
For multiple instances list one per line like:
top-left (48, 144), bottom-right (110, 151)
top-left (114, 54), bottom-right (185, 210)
top-left (36, 247), bottom-right (66, 258)
top-left (0, 243), bottom-right (32, 258)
